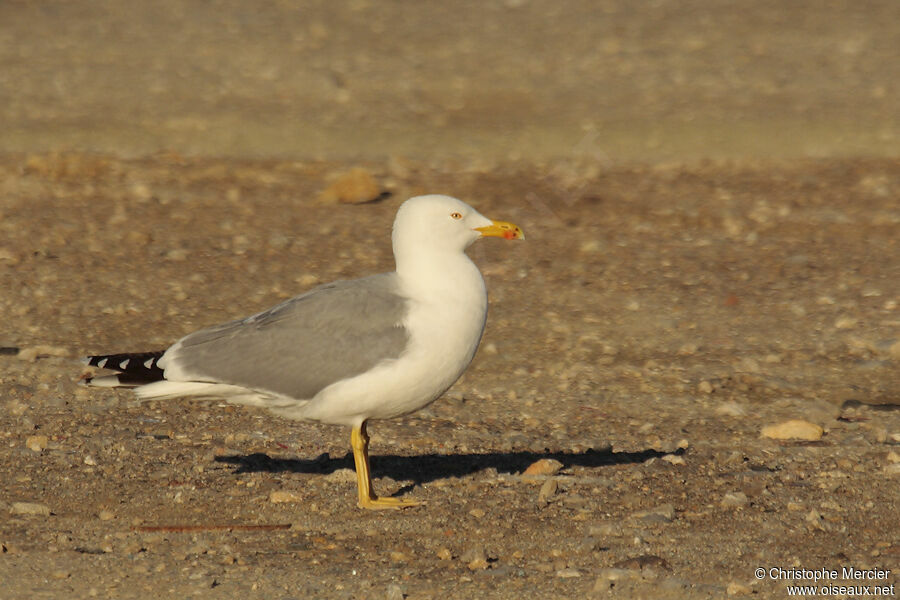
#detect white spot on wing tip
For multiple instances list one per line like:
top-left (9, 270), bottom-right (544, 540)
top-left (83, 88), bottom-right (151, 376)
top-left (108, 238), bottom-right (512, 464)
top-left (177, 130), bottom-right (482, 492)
top-left (98, 358), bottom-right (108, 368)
top-left (119, 359), bottom-right (130, 370)
top-left (143, 358), bottom-right (154, 368)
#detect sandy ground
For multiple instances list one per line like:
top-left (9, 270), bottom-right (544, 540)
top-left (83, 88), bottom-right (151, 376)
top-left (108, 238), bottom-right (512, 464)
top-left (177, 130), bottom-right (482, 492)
top-left (1, 2), bottom-right (899, 600)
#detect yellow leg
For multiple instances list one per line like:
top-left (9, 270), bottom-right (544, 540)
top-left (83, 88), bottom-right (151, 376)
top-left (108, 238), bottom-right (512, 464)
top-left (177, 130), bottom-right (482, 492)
top-left (350, 422), bottom-right (422, 510)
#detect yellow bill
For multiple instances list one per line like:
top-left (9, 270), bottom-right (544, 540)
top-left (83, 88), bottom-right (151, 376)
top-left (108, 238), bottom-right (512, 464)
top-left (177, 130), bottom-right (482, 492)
top-left (475, 220), bottom-right (525, 240)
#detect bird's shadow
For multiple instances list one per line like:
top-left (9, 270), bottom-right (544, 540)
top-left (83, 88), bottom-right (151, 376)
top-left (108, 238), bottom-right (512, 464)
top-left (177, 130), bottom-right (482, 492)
top-left (214, 446), bottom-right (681, 488)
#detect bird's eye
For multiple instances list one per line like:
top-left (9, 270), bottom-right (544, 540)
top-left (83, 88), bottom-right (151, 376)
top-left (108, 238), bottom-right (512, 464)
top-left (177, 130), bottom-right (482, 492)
top-left (450, 212), bottom-right (463, 220)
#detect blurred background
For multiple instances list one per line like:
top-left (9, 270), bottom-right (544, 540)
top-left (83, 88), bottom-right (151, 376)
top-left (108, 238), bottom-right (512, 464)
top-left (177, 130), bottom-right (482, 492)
top-left (2, 0), bottom-right (898, 163)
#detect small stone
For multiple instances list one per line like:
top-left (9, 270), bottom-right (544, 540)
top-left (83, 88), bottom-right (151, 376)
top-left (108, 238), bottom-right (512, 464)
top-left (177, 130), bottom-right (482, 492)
top-left (580, 240), bottom-right (601, 253)
top-left (269, 490), bottom-right (304, 503)
top-left (613, 555), bottom-right (672, 571)
top-left (589, 523), bottom-right (623, 537)
top-left (835, 316), bottom-right (857, 329)
top-left (318, 168), bottom-right (382, 204)
top-left (761, 420), bottom-right (823, 441)
top-left (715, 401), bottom-right (747, 417)
top-left (721, 492), bottom-right (749, 508)
top-left (98, 510), bottom-right (115, 521)
top-left (727, 581), bottom-right (752, 595)
top-left (0, 247), bottom-right (20, 264)
top-left (25, 435), bottom-right (49, 452)
top-left (633, 503), bottom-right (675, 523)
top-left (661, 454), bottom-right (685, 466)
top-left (889, 340), bottom-right (900, 360)
top-left (698, 380), bottom-right (714, 394)
top-left (385, 584), bottom-right (404, 600)
top-left (461, 546), bottom-right (489, 571)
top-left (594, 568), bottom-right (639, 589)
top-left (556, 568), bottom-right (582, 578)
top-left (884, 464), bottom-right (900, 476)
top-left (324, 468), bottom-right (356, 483)
top-left (467, 558), bottom-right (490, 571)
top-left (296, 273), bottom-right (319, 287)
top-left (436, 547), bottom-right (453, 560)
top-left (83, 455), bottom-right (97, 466)
top-left (538, 478), bottom-right (559, 504)
top-left (523, 458), bottom-right (564, 477)
top-left (806, 509), bottom-right (826, 531)
top-left (11, 502), bottom-right (51, 516)
top-left (469, 508), bottom-right (486, 518)
top-left (164, 248), bottom-right (188, 262)
top-left (129, 182), bottom-right (152, 200)
top-left (17, 345), bottom-right (69, 361)
top-left (678, 343), bottom-right (698, 356)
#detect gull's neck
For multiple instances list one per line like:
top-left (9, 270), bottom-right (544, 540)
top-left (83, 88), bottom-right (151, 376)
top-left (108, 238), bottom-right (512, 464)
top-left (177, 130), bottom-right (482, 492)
top-left (394, 246), bottom-right (486, 302)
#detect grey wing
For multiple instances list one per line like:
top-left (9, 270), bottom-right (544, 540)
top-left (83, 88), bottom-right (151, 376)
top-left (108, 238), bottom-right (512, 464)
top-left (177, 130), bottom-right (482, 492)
top-left (162, 273), bottom-right (410, 399)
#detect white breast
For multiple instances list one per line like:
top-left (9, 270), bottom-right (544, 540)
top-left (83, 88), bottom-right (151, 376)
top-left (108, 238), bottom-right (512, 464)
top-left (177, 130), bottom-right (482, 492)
top-left (294, 254), bottom-right (488, 426)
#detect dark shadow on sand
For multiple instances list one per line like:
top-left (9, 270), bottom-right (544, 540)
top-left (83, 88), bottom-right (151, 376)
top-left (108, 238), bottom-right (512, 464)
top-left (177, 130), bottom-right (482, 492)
top-left (214, 446), bottom-right (682, 486)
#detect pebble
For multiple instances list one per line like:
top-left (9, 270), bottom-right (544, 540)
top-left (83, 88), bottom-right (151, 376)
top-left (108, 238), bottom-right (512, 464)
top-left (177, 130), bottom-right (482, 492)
top-left (662, 454), bottom-right (685, 466)
top-left (17, 346), bottom-right (69, 361)
top-left (806, 509), bottom-right (827, 531)
top-left (580, 240), bottom-right (601, 253)
top-left (715, 401), bottom-right (747, 417)
top-left (11, 502), bottom-right (51, 516)
top-left (0, 247), bottom-right (20, 264)
top-left (436, 547), bottom-right (453, 561)
top-left (720, 492), bottom-right (749, 508)
top-left (324, 468), bottom-right (356, 483)
top-left (613, 554), bottom-right (672, 572)
top-left (884, 464), bottom-right (900, 476)
top-left (633, 503), bottom-right (675, 523)
top-left (889, 340), bottom-right (900, 360)
top-left (589, 523), bottom-right (624, 537)
top-left (556, 568), bottom-right (582, 578)
top-left (538, 479), bottom-right (558, 504)
top-left (98, 510), bottom-right (115, 521)
top-left (269, 490), bottom-right (304, 503)
top-left (698, 380), bottom-right (714, 394)
top-left (386, 584), bottom-right (404, 600)
top-left (25, 435), bottom-right (49, 452)
top-left (760, 419), bottom-right (823, 441)
top-left (523, 458), bottom-right (564, 477)
top-left (318, 167), bottom-right (382, 204)
top-left (594, 568), bottom-right (639, 588)
top-left (727, 581), bottom-right (752, 595)
top-left (460, 546), bottom-right (489, 571)
top-left (834, 316), bottom-right (857, 329)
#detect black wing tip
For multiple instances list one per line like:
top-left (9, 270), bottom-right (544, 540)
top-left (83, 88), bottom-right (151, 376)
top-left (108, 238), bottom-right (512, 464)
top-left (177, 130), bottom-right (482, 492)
top-left (83, 350), bottom-right (167, 384)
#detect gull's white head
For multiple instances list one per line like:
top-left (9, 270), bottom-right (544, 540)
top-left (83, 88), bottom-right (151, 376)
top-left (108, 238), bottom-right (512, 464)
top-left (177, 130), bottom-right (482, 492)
top-left (392, 195), bottom-right (524, 258)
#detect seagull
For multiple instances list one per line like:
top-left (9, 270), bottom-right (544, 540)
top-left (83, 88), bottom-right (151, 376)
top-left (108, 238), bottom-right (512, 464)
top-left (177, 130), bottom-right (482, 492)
top-left (82, 194), bottom-right (524, 509)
